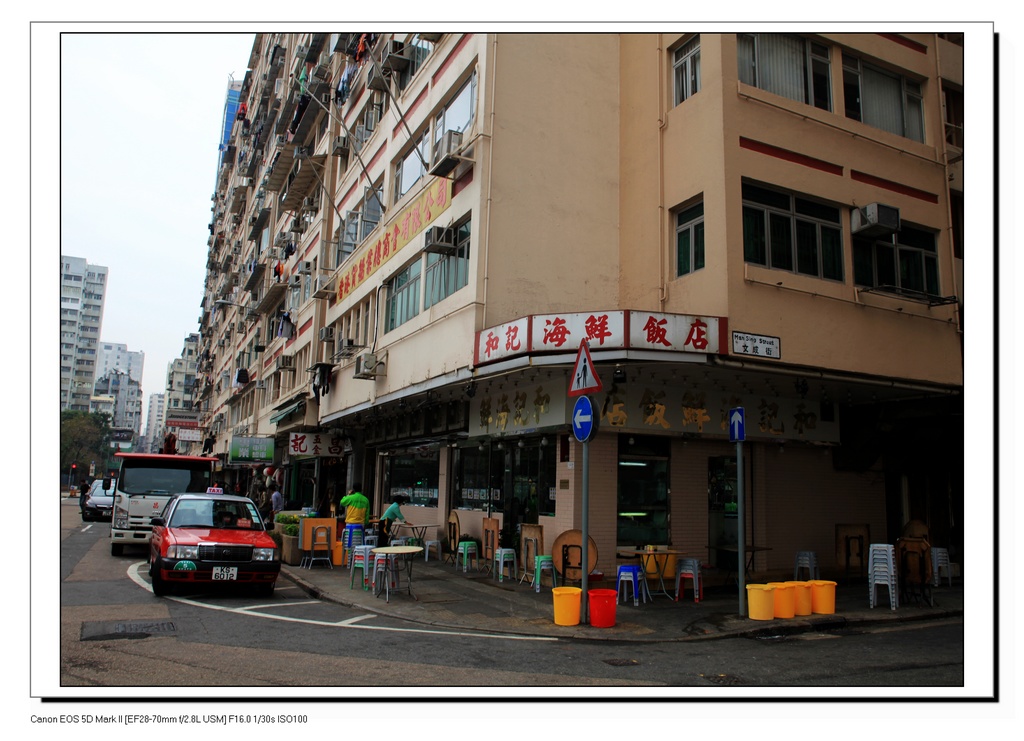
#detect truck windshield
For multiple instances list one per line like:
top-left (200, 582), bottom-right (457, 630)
top-left (120, 465), bottom-right (212, 495)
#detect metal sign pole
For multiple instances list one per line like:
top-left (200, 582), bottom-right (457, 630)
top-left (736, 438), bottom-right (746, 617)
top-left (581, 437), bottom-right (589, 624)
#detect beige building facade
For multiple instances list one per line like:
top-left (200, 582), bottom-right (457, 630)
top-left (196, 32), bottom-right (965, 579)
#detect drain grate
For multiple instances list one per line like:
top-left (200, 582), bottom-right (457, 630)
top-left (81, 620), bottom-right (177, 641)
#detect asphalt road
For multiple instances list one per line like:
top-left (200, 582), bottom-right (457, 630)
top-left (58, 496), bottom-right (963, 693)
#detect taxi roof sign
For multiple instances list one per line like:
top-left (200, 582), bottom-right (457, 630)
top-left (568, 340), bottom-right (603, 397)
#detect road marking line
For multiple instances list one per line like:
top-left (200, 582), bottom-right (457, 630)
top-left (239, 601), bottom-right (320, 610)
top-left (126, 562), bottom-right (555, 642)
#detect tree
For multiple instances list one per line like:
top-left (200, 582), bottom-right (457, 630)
top-left (60, 410), bottom-right (112, 479)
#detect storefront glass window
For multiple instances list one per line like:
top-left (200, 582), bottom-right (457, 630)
top-left (616, 435), bottom-right (670, 546)
top-left (385, 450), bottom-right (439, 507)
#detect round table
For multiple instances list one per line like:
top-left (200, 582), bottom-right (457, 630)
top-left (371, 545), bottom-right (424, 602)
top-left (550, 529), bottom-right (598, 581)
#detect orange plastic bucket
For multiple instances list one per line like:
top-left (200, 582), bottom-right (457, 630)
top-left (746, 584), bottom-right (775, 620)
top-left (767, 582), bottom-right (795, 618)
top-left (552, 587), bottom-right (582, 626)
top-left (785, 581), bottom-right (813, 616)
top-left (809, 580), bottom-right (837, 614)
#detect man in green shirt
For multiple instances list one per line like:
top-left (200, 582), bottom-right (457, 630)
top-left (339, 485), bottom-right (370, 550)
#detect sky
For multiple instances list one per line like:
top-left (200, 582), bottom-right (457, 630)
top-left (59, 32), bottom-right (256, 432)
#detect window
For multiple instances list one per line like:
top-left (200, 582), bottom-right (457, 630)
top-left (675, 200), bottom-right (705, 276)
top-left (943, 85), bottom-right (964, 148)
top-left (384, 260), bottom-right (421, 332)
top-left (339, 184), bottom-right (384, 258)
top-left (424, 218), bottom-right (471, 308)
top-left (673, 36), bottom-right (701, 105)
top-left (742, 182), bottom-right (844, 281)
top-left (853, 224), bottom-right (939, 296)
top-left (394, 133), bottom-right (430, 202)
top-left (738, 34), bottom-right (831, 112)
top-left (395, 35), bottom-right (434, 91)
top-left (843, 54), bottom-right (924, 142)
top-left (434, 74), bottom-right (477, 146)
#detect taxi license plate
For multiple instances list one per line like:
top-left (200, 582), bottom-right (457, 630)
top-left (212, 567), bottom-right (238, 581)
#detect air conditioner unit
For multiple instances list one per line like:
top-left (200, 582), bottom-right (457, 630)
top-left (851, 203), bottom-right (900, 238)
top-left (353, 352), bottom-right (380, 379)
top-left (334, 337), bottom-right (357, 358)
top-left (380, 41), bottom-right (409, 72)
top-left (299, 261), bottom-right (313, 274)
top-left (274, 78), bottom-right (285, 97)
top-left (237, 321), bottom-right (246, 333)
top-left (217, 339), bottom-right (226, 348)
top-left (429, 129), bottom-right (464, 177)
top-left (312, 274), bottom-right (336, 299)
top-left (367, 64), bottom-right (389, 92)
top-left (302, 197), bottom-right (316, 212)
top-left (290, 274), bottom-right (303, 287)
top-left (332, 135), bottom-right (349, 156)
top-left (423, 225), bottom-right (456, 254)
top-left (319, 326), bottom-right (335, 342)
top-left (276, 354), bottom-right (295, 371)
top-left (295, 44), bottom-right (308, 59)
top-left (255, 379), bottom-right (266, 389)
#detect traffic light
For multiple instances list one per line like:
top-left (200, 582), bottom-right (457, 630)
top-left (71, 463), bottom-right (77, 472)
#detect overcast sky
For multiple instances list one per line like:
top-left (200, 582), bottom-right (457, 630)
top-left (60, 32), bottom-right (256, 430)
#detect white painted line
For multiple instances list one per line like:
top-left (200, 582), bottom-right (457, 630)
top-left (239, 601), bottom-right (320, 611)
top-left (126, 562), bottom-right (555, 643)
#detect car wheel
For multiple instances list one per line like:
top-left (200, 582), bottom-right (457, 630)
top-left (150, 561), bottom-right (168, 596)
top-left (110, 542), bottom-right (123, 557)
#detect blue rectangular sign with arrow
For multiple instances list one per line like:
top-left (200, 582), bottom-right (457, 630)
top-left (729, 407), bottom-right (745, 443)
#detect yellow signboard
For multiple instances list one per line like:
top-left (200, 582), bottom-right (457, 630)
top-left (337, 177), bottom-right (453, 302)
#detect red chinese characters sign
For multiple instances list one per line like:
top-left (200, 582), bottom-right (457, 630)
top-left (474, 311), bottom-right (725, 365)
top-left (336, 177), bottom-right (453, 302)
top-left (288, 431), bottom-right (346, 458)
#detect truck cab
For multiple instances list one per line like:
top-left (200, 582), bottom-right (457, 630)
top-left (110, 453), bottom-right (218, 556)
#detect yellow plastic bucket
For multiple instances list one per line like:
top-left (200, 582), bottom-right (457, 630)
top-left (745, 584), bottom-right (775, 620)
top-left (767, 582), bottom-right (795, 618)
top-left (809, 580), bottom-right (837, 614)
top-left (552, 587), bottom-right (582, 626)
top-left (785, 581), bottom-right (813, 616)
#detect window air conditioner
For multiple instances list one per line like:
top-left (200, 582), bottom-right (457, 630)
top-left (354, 352), bottom-right (380, 379)
top-left (290, 274), bottom-right (303, 287)
top-left (276, 354), bottom-right (295, 371)
top-left (295, 44), bottom-right (308, 59)
top-left (423, 225), bottom-right (457, 254)
top-left (299, 261), bottom-right (313, 274)
top-left (851, 203), bottom-right (900, 238)
top-left (313, 274), bottom-right (336, 299)
top-left (319, 326), bottom-right (335, 342)
top-left (332, 135), bottom-right (349, 156)
top-left (367, 64), bottom-right (389, 92)
top-left (255, 379), bottom-right (266, 389)
top-left (429, 129), bottom-right (464, 177)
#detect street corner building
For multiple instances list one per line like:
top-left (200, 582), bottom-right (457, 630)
top-left (187, 31), bottom-right (967, 584)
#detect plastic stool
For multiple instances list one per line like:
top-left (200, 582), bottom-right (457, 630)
top-left (373, 553), bottom-right (398, 602)
top-left (674, 558), bottom-right (703, 603)
top-left (349, 545), bottom-right (374, 590)
top-left (424, 539), bottom-right (442, 561)
top-left (931, 547), bottom-right (952, 586)
top-left (457, 542), bottom-right (479, 572)
top-left (617, 564), bottom-right (649, 606)
top-left (494, 548), bottom-right (517, 581)
top-left (868, 543), bottom-right (898, 610)
top-left (391, 536), bottom-right (410, 547)
top-left (793, 550), bottom-right (820, 581)
top-left (363, 534), bottom-right (378, 548)
top-left (532, 555), bottom-right (557, 592)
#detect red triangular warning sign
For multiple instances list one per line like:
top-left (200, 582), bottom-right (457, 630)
top-left (568, 341), bottom-right (603, 397)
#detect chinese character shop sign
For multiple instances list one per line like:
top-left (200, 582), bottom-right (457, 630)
top-left (289, 432), bottom-right (347, 458)
top-left (475, 310), bottom-right (726, 365)
top-left (229, 436), bottom-right (275, 464)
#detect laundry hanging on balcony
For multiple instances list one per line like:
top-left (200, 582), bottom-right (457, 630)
top-left (234, 368), bottom-right (250, 387)
top-left (277, 311), bottom-right (295, 340)
top-left (335, 62), bottom-right (356, 105)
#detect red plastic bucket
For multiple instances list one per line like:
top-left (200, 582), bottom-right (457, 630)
top-left (587, 588), bottom-right (618, 628)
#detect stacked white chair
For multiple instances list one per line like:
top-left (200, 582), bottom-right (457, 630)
top-left (931, 546), bottom-right (952, 587)
top-left (868, 543), bottom-right (898, 610)
top-left (793, 551), bottom-right (820, 581)
top-left (494, 548), bottom-right (517, 581)
top-left (674, 558), bottom-right (704, 603)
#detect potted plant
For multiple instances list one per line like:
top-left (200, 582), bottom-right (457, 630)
top-left (275, 513), bottom-right (300, 533)
top-left (280, 523), bottom-right (301, 565)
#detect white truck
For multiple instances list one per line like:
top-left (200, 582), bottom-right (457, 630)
top-left (109, 452), bottom-right (219, 556)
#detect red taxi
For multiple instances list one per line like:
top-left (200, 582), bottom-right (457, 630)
top-left (148, 491), bottom-right (280, 597)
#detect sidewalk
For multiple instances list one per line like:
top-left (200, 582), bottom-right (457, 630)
top-left (282, 555), bottom-right (963, 642)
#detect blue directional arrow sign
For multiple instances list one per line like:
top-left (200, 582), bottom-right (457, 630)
top-left (572, 395), bottom-right (597, 443)
top-left (729, 407), bottom-right (745, 443)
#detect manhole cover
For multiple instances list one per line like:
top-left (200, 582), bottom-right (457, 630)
top-left (81, 620), bottom-right (177, 641)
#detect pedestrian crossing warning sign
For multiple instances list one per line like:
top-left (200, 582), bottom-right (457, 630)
top-left (568, 340), bottom-right (603, 397)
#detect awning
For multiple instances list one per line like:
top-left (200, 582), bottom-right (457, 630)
top-left (270, 400), bottom-right (306, 425)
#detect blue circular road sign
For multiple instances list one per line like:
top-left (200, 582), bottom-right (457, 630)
top-left (572, 395), bottom-right (597, 443)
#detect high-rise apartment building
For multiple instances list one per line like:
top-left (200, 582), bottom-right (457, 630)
top-left (164, 333), bottom-right (201, 451)
top-left (60, 255), bottom-right (108, 411)
top-left (197, 32), bottom-right (968, 576)
top-left (143, 393), bottom-right (166, 453)
top-left (92, 368), bottom-right (143, 436)
top-left (97, 342), bottom-right (145, 384)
